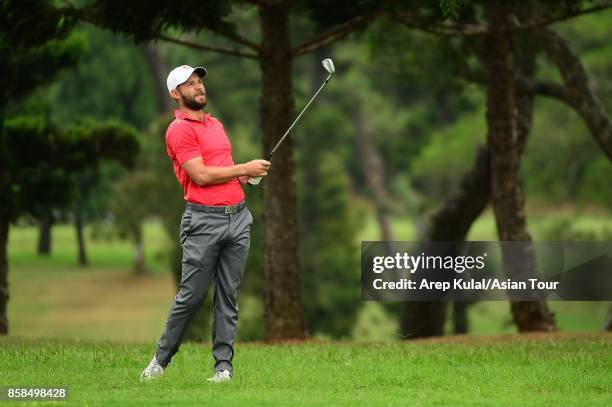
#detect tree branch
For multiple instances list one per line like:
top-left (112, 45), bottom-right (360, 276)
top-left (535, 27), bottom-right (612, 161)
top-left (393, 11), bottom-right (486, 36)
top-left (522, 78), bottom-right (572, 104)
top-left (59, 1), bottom-right (261, 53)
top-left (392, 2), bottom-right (612, 37)
top-left (157, 34), bottom-right (259, 59)
top-left (201, 24), bottom-right (261, 52)
top-left (517, 3), bottom-right (612, 31)
top-left (292, 4), bottom-right (389, 56)
top-left (455, 66), bottom-right (572, 105)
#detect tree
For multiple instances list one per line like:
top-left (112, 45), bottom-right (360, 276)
top-left (111, 170), bottom-right (157, 275)
top-left (483, 1), bottom-right (554, 331)
top-left (63, 121), bottom-right (140, 267)
top-left (388, 0), bottom-right (612, 336)
top-left (0, 0), bottom-right (84, 334)
top-left (1, 116), bottom-right (74, 334)
top-left (64, 0), bottom-right (393, 340)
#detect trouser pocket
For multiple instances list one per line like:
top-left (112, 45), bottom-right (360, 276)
top-left (179, 210), bottom-right (193, 245)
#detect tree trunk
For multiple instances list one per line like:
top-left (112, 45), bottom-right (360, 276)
top-left (259, 2), bottom-right (308, 340)
top-left (144, 42), bottom-right (175, 114)
top-left (0, 215), bottom-right (9, 334)
top-left (401, 142), bottom-right (492, 338)
top-left (485, 2), bottom-right (554, 332)
top-left (402, 302), bottom-right (447, 338)
top-left (75, 211), bottom-right (88, 267)
top-left (453, 302), bottom-right (469, 334)
top-left (37, 214), bottom-right (52, 255)
top-left (355, 101), bottom-right (395, 243)
top-left (402, 19), bottom-right (543, 339)
top-left (132, 224), bottom-right (147, 275)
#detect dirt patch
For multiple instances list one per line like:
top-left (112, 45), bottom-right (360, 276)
top-left (409, 331), bottom-right (612, 345)
top-left (242, 331), bottom-right (611, 347)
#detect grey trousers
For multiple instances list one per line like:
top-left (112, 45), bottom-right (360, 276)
top-left (155, 202), bottom-right (252, 374)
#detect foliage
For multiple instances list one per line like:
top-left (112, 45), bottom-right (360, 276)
top-left (365, 19), bottom-right (479, 178)
top-left (0, 116), bottom-right (73, 220)
top-left (0, 115), bottom-right (139, 229)
top-left (46, 25), bottom-right (157, 130)
top-left (578, 157), bottom-right (612, 208)
top-left (82, 0), bottom-right (233, 42)
top-left (410, 105), bottom-right (485, 204)
top-left (299, 152), bottom-right (365, 338)
top-left (0, 0), bottom-right (83, 114)
top-left (439, 0), bottom-right (467, 19)
top-left (59, 121), bottom-right (140, 226)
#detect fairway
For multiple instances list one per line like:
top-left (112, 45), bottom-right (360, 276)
top-left (0, 334), bottom-right (609, 406)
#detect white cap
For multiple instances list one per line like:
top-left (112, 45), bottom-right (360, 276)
top-left (166, 65), bottom-right (207, 93)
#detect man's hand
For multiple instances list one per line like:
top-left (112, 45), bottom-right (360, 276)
top-left (243, 159), bottom-right (271, 177)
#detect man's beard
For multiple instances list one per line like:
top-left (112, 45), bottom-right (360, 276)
top-left (181, 92), bottom-right (207, 110)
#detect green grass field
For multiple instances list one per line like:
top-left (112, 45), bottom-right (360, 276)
top-left (3, 210), bottom-right (611, 405)
top-left (0, 334), bottom-right (610, 406)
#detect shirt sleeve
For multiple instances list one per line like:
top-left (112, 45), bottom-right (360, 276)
top-left (167, 122), bottom-right (202, 165)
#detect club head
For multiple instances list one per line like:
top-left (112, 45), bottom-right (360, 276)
top-left (322, 58), bottom-right (335, 74)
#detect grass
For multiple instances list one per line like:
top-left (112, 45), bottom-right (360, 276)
top-left (7, 221), bottom-right (176, 341)
top-left (6, 209), bottom-right (612, 342)
top-left (0, 334), bottom-right (610, 406)
top-left (3, 210), bottom-right (611, 405)
top-left (357, 206), bottom-right (612, 242)
top-left (7, 221), bottom-right (171, 272)
top-left (8, 265), bottom-right (174, 341)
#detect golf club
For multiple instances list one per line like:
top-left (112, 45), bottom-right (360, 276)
top-left (248, 58), bottom-right (336, 186)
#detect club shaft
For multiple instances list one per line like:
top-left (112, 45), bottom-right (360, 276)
top-left (268, 73), bottom-right (333, 157)
top-left (247, 72), bottom-right (333, 186)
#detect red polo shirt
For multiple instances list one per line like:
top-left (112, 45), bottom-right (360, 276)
top-left (166, 110), bottom-right (245, 206)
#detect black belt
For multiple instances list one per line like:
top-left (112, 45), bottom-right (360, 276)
top-left (186, 200), bottom-right (246, 214)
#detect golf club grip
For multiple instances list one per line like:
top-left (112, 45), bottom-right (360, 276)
top-left (247, 176), bottom-right (262, 186)
top-left (247, 153), bottom-right (274, 186)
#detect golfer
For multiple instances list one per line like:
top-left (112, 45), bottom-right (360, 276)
top-left (140, 65), bottom-right (270, 383)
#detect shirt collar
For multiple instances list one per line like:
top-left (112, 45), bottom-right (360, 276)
top-left (174, 109), bottom-right (210, 123)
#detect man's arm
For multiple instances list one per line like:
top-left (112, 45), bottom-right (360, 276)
top-left (182, 156), bottom-right (270, 186)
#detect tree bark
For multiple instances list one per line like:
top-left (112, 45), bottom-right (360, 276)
top-left (144, 42), bottom-right (175, 114)
top-left (259, 2), bottom-right (308, 340)
top-left (355, 103), bottom-right (395, 243)
top-left (534, 28), bottom-right (612, 161)
top-left (0, 215), bottom-right (9, 334)
top-left (485, 2), bottom-right (555, 333)
top-left (75, 211), bottom-right (88, 267)
top-left (37, 213), bottom-right (52, 255)
top-left (453, 302), bottom-right (469, 334)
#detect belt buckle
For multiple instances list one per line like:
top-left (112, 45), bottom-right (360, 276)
top-left (225, 205), bottom-right (238, 214)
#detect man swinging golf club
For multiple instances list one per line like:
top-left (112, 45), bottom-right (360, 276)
top-left (140, 65), bottom-right (270, 383)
